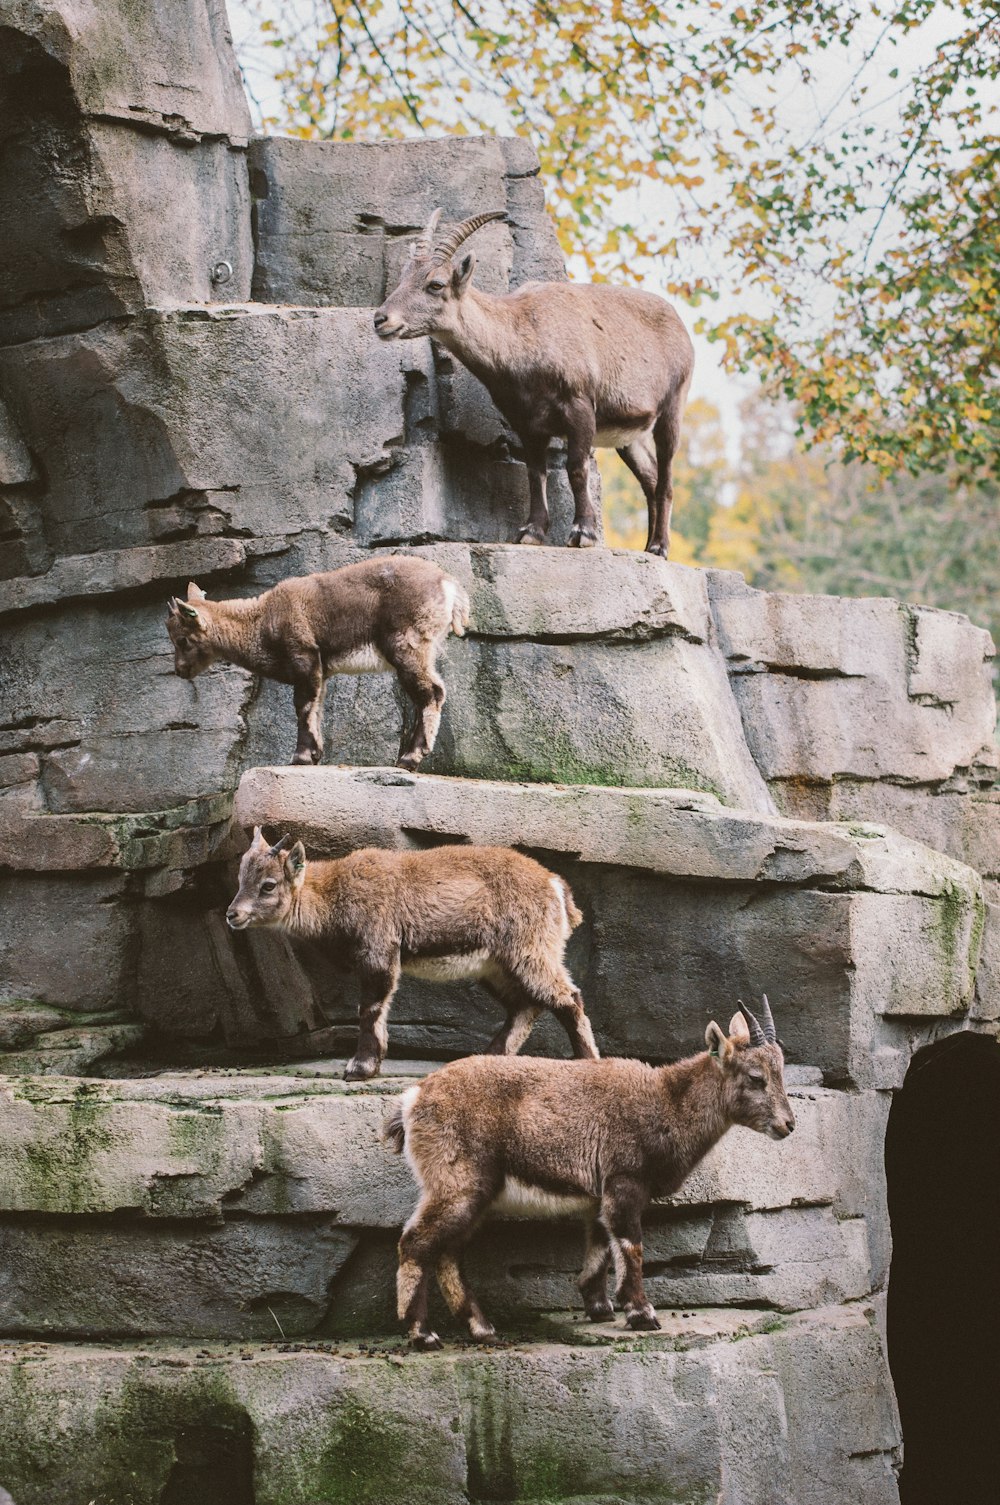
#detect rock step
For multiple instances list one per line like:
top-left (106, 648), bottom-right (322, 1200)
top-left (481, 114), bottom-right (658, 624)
top-left (0, 1067), bottom-right (883, 1341)
top-left (0, 1307), bottom-right (900, 1505)
top-left (232, 766), bottom-right (984, 1087)
top-left (1, 548), bottom-right (768, 811)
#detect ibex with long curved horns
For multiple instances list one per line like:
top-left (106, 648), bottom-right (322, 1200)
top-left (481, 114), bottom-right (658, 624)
top-left (374, 209), bottom-right (695, 555)
top-left (384, 996), bottom-right (793, 1348)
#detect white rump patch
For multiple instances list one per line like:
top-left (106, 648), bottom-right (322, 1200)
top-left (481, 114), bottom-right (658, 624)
top-left (329, 644), bottom-right (392, 675)
top-left (491, 1177), bottom-right (595, 1221)
top-left (402, 949), bottom-right (493, 983)
top-left (399, 1084), bottom-right (422, 1184)
top-left (550, 876), bottom-right (569, 937)
top-left (441, 578), bottom-right (458, 618)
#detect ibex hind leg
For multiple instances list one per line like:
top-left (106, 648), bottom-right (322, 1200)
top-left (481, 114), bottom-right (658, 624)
top-left (291, 662), bottom-right (325, 765)
top-left (510, 959), bottom-right (599, 1060)
top-left (398, 1194), bottom-right (485, 1349)
top-left (437, 1254), bottom-right (497, 1343)
top-left (388, 639), bottom-right (446, 771)
top-left (646, 399), bottom-right (684, 558)
top-left (481, 972), bottom-right (542, 1056)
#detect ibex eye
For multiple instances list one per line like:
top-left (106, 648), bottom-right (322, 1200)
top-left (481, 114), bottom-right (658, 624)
top-left (749, 1073), bottom-right (766, 1088)
top-left (260, 880), bottom-right (277, 894)
top-left (425, 281), bottom-right (447, 293)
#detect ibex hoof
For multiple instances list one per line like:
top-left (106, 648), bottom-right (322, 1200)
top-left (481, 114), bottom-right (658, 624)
top-left (516, 526), bottom-right (545, 545)
top-left (411, 1331), bottom-right (443, 1352)
top-left (290, 751), bottom-right (314, 766)
top-left (344, 1059), bottom-right (379, 1082)
top-left (625, 1310), bottom-right (661, 1332)
top-left (567, 525), bottom-right (598, 549)
top-left (469, 1321), bottom-right (498, 1343)
top-left (585, 1302), bottom-right (615, 1322)
top-left (645, 542), bottom-right (669, 559)
top-left (397, 753), bottom-right (423, 773)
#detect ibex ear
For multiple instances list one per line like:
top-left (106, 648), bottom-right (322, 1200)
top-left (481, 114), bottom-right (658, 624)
top-left (285, 840), bottom-right (307, 886)
top-left (187, 581), bottom-right (207, 602)
top-left (176, 600), bottom-right (204, 626)
top-left (705, 1020), bottom-right (733, 1065)
top-left (728, 1011), bottom-right (751, 1044)
top-left (452, 251), bottom-right (476, 293)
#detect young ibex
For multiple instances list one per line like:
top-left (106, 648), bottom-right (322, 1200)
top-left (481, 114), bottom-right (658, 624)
top-left (166, 556), bottom-right (469, 770)
top-left (227, 828), bottom-right (599, 1080)
top-left (374, 210), bottom-right (695, 556)
top-left (385, 998), bottom-right (794, 1348)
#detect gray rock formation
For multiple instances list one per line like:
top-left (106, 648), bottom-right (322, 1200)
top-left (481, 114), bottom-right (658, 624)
top-left (0, 2), bottom-right (996, 1502)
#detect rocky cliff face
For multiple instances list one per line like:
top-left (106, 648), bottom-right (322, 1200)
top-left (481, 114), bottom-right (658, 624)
top-left (0, 3), bottom-right (997, 1503)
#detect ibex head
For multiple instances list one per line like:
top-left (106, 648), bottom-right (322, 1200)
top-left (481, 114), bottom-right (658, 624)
top-left (227, 827), bottom-right (306, 931)
top-left (166, 582), bottom-right (213, 679)
top-left (373, 209), bottom-right (506, 340)
top-left (704, 995), bottom-right (795, 1140)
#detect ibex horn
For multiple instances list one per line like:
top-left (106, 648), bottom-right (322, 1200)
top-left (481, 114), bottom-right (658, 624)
top-left (432, 210), bottom-right (507, 263)
top-left (269, 834), bottom-right (293, 856)
top-left (412, 207), bottom-right (442, 257)
top-left (737, 1000), bottom-right (766, 1047)
top-left (759, 992), bottom-right (777, 1043)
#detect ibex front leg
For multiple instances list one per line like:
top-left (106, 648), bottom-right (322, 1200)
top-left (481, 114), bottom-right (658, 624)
top-left (516, 435), bottom-right (551, 545)
top-left (565, 399), bottom-right (599, 549)
top-left (345, 958), bottom-right (400, 1081)
top-left (578, 1217), bottom-right (614, 1321)
top-left (602, 1178), bottom-right (659, 1331)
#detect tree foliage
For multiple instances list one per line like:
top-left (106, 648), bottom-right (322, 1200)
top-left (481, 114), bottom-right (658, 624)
top-left (240, 0), bottom-right (1000, 480)
top-left (602, 399), bottom-right (1000, 649)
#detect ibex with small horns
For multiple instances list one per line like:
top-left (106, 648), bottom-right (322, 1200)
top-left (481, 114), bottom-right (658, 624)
top-left (166, 556), bottom-right (468, 770)
top-left (227, 829), bottom-right (599, 1080)
top-left (385, 997), bottom-right (793, 1348)
top-left (374, 209), bottom-right (695, 556)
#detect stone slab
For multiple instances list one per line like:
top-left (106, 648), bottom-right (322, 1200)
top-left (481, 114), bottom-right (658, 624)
top-left (708, 574), bottom-right (996, 790)
top-left (0, 103), bottom-right (252, 344)
top-left (0, 537), bottom-right (274, 616)
top-left (0, 307), bottom-right (405, 554)
top-left (0, 1071), bottom-right (883, 1227)
top-left (231, 768), bottom-right (983, 1079)
top-left (0, 1307), bottom-right (901, 1505)
top-left (249, 134), bottom-right (565, 308)
top-left (5, 0), bottom-right (252, 139)
top-left (237, 547), bottom-right (768, 805)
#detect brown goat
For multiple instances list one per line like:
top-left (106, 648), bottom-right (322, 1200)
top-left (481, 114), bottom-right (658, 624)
top-left (384, 999), bottom-right (794, 1348)
top-left (227, 828), bottom-right (599, 1080)
top-left (166, 556), bottom-right (469, 770)
top-left (374, 210), bottom-right (695, 555)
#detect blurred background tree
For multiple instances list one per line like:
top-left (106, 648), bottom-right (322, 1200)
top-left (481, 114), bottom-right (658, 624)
top-left (235, 0), bottom-right (999, 646)
top-left (601, 398), bottom-right (999, 648)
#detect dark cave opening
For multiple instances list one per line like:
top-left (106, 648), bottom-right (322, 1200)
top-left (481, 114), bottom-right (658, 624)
top-left (885, 1032), bottom-right (1000, 1505)
top-left (159, 1422), bottom-right (255, 1505)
